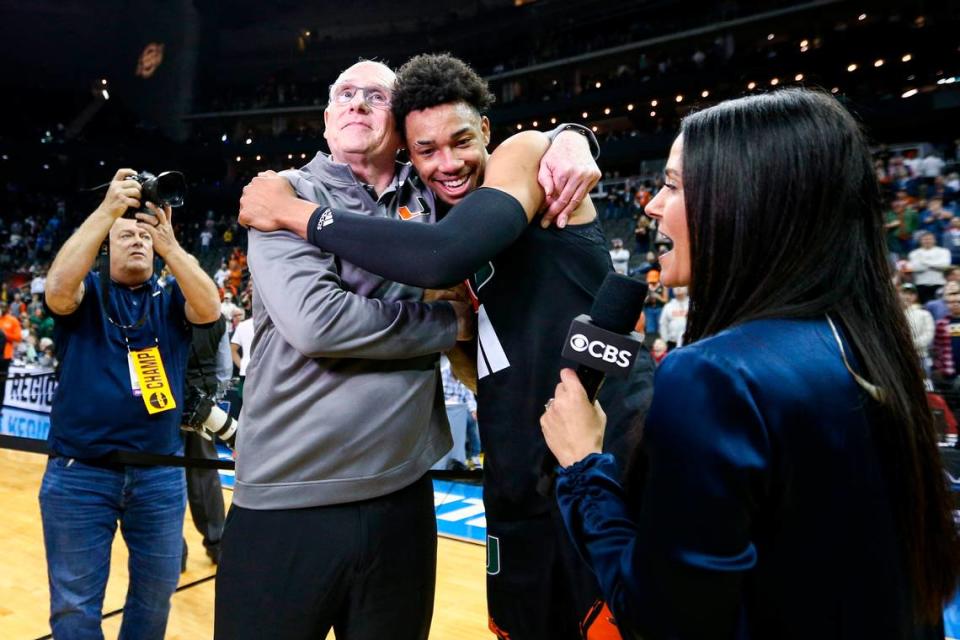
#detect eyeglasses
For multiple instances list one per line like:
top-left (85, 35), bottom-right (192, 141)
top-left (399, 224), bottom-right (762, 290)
top-left (329, 84), bottom-right (392, 109)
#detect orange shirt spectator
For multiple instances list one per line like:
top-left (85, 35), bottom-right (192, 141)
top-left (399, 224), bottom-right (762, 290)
top-left (0, 302), bottom-right (23, 361)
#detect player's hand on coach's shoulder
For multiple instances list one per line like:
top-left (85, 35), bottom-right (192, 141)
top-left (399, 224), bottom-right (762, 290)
top-left (538, 131), bottom-right (601, 229)
top-left (238, 170), bottom-right (301, 232)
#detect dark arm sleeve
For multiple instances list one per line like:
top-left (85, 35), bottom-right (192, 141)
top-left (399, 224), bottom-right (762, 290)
top-left (306, 187), bottom-right (527, 288)
top-left (555, 348), bottom-right (770, 639)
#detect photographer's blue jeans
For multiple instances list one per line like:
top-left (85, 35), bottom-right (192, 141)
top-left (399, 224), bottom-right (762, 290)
top-left (39, 457), bottom-right (186, 640)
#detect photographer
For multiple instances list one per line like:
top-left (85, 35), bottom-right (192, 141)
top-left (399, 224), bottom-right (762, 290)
top-left (41, 168), bottom-right (219, 638)
top-left (179, 286), bottom-right (232, 567)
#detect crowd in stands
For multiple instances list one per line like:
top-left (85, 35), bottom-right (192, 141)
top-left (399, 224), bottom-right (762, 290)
top-left (4, 140), bottom-right (959, 432)
top-left (0, 181), bottom-right (254, 378)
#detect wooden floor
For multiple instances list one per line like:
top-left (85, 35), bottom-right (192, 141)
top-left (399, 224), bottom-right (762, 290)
top-left (0, 448), bottom-right (490, 639)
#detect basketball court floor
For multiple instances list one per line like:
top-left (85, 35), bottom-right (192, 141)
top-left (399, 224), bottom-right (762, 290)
top-left (0, 444), bottom-right (491, 639)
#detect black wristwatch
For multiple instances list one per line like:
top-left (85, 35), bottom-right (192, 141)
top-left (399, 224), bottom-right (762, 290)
top-left (545, 123), bottom-right (601, 159)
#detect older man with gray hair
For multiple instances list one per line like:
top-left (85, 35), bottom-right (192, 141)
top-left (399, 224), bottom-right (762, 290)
top-left (216, 58), bottom-right (599, 640)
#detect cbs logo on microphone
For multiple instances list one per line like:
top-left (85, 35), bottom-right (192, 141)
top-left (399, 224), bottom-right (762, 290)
top-left (569, 334), bottom-right (632, 368)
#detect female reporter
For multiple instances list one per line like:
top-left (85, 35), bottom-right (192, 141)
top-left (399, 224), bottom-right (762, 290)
top-left (540, 89), bottom-right (958, 639)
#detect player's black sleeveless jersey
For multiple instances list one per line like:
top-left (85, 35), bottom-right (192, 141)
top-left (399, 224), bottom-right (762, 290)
top-left (470, 217), bottom-right (653, 520)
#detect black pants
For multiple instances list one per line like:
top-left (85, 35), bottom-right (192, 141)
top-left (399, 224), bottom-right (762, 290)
top-left (215, 475), bottom-right (437, 640)
top-left (486, 508), bottom-right (602, 640)
top-left (183, 431), bottom-right (225, 553)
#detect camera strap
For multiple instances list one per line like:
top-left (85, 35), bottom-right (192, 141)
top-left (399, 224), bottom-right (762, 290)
top-left (96, 253), bottom-right (176, 415)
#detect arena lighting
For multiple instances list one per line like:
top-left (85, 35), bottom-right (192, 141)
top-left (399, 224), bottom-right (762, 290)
top-left (770, 78), bottom-right (780, 86)
top-left (581, 111), bottom-right (588, 118)
top-left (43, 164), bottom-right (50, 170)
top-left (603, 107), bottom-right (611, 115)
top-left (675, 94), bottom-right (683, 102)
top-left (901, 88), bottom-right (918, 98)
top-left (847, 63), bottom-right (858, 72)
top-left (287, 153), bottom-right (293, 159)
top-left (235, 156), bottom-right (241, 161)
top-left (256, 155), bottom-right (262, 161)
top-left (516, 123), bottom-right (522, 130)
top-left (795, 73), bottom-right (804, 81)
top-left (800, 46), bottom-right (809, 53)
top-left (221, 134), bottom-right (228, 142)
top-left (874, 59), bottom-right (884, 67)
top-left (747, 81), bottom-right (757, 90)
top-left (591, 126), bottom-right (598, 132)
top-left (532, 120), bottom-right (538, 127)
top-left (650, 99), bottom-right (658, 107)
top-left (937, 77), bottom-right (959, 85)
top-left (100, 78), bottom-right (107, 86)
top-left (595, 81), bottom-right (602, 89)
top-left (101, 89), bottom-right (109, 100)
top-left (2, 155), bottom-right (9, 160)
top-left (858, 13), bottom-right (867, 21)
top-left (627, 104), bottom-right (634, 111)
top-left (300, 153), bottom-right (307, 159)
top-left (304, 30), bottom-right (311, 36)
top-left (767, 33), bottom-right (775, 40)
top-left (701, 90), bottom-right (709, 98)
top-left (245, 138), bottom-right (252, 145)
top-left (800, 39), bottom-right (809, 48)
top-left (650, 111), bottom-right (656, 117)
top-left (831, 87), bottom-right (840, 93)
top-left (902, 53), bottom-right (913, 62)
top-left (550, 117), bottom-right (557, 124)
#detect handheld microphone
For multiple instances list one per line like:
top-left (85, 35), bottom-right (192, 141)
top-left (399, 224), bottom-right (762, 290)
top-left (538, 273), bottom-right (647, 495)
top-left (561, 273), bottom-right (648, 400)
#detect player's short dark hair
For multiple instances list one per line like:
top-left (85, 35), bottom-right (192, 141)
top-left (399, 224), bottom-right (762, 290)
top-left (392, 53), bottom-right (496, 136)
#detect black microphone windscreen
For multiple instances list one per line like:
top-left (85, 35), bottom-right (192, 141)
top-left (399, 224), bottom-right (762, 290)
top-left (589, 273), bottom-right (648, 334)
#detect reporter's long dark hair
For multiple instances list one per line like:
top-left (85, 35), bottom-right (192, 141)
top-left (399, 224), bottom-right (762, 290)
top-left (678, 88), bottom-right (958, 622)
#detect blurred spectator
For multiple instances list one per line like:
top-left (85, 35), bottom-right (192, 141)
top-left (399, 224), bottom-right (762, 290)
top-left (230, 313), bottom-right (253, 415)
top-left (643, 270), bottom-right (668, 340)
top-left (630, 251), bottom-right (659, 278)
top-left (920, 151), bottom-right (945, 189)
top-left (229, 308), bottom-right (245, 338)
top-left (633, 215), bottom-right (652, 254)
top-left (441, 355), bottom-right (481, 469)
top-left (651, 338), bottom-right (668, 366)
top-left (30, 270), bottom-right (46, 296)
top-left (199, 226), bottom-right (214, 254)
top-left (932, 283), bottom-right (960, 416)
top-left (659, 286), bottom-right (689, 350)
top-left (909, 232), bottom-right (952, 303)
top-left (942, 217), bottom-right (960, 264)
top-left (32, 306), bottom-right (55, 341)
top-left (220, 290), bottom-right (240, 319)
top-left (899, 283), bottom-right (934, 371)
top-left (38, 338), bottom-right (57, 368)
top-left (15, 333), bottom-right (37, 364)
top-left (609, 238), bottom-right (630, 275)
top-left (0, 301), bottom-right (22, 381)
top-left (885, 193), bottom-right (918, 255)
top-left (214, 261), bottom-right (229, 289)
top-left (8, 291), bottom-right (26, 320)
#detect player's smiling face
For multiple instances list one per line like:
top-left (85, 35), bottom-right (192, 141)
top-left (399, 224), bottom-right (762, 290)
top-left (405, 101), bottom-right (490, 206)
